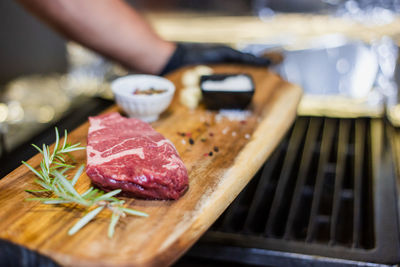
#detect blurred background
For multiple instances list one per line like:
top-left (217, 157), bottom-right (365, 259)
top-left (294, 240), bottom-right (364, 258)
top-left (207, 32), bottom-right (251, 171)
top-left (1, 0), bottom-right (400, 161)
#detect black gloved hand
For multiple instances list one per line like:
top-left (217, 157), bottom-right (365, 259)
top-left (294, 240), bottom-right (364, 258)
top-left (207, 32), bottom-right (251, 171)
top-left (159, 43), bottom-right (271, 76)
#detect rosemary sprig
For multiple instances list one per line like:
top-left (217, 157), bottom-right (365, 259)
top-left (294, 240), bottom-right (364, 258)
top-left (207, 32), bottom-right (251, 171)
top-left (22, 128), bottom-right (148, 238)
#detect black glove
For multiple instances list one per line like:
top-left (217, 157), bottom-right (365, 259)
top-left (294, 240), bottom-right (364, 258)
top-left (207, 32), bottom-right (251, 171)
top-left (159, 43), bottom-right (271, 76)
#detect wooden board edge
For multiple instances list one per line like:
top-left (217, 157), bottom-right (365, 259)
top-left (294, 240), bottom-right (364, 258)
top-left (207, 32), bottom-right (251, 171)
top-left (130, 83), bottom-right (303, 267)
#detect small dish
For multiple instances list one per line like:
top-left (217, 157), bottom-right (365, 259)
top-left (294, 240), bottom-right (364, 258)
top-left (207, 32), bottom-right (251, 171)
top-left (200, 74), bottom-right (255, 110)
top-left (111, 75), bottom-right (175, 122)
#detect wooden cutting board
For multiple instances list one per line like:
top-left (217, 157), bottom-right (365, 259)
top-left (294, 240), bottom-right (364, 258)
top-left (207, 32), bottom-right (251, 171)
top-left (0, 65), bottom-right (301, 266)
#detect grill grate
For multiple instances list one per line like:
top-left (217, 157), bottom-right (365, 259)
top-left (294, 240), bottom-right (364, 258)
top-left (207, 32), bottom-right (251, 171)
top-left (183, 117), bottom-right (400, 266)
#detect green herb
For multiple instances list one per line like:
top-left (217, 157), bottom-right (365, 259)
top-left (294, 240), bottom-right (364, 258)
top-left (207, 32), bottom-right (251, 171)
top-left (22, 128), bottom-right (148, 238)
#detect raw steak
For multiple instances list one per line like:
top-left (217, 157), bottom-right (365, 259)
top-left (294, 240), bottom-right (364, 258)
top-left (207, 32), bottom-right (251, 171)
top-left (86, 112), bottom-right (188, 200)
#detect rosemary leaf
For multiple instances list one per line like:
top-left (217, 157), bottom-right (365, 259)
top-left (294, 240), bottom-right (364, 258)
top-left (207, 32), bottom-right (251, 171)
top-left (25, 189), bottom-right (51, 193)
top-left (42, 144), bottom-right (50, 172)
top-left (108, 212), bottom-right (121, 238)
top-left (57, 167), bottom-right (71, 176)
top-left (31, 144), bottom-right (43, 154)
top-left (95, 189), bottom-right (122, 202)
top-left (53, 162), bottom-right (75, 169)
top-left (22, 161), bottom-right (42, 179)
top-left (62, 129), bottom-right (68, 149)
top-left (55, 154), bottom-right (66, 163)
top-left (71, 165), bottom-right (84, 186)
top-left (61, 146), bottom-right (85, 153)
top-left (121, 207), bottom-right (149, 217)
top-left (68, 206), bottom-right (104, 235)
top-left (82, 188), bottom-right (99, 200)
top-left (39, 162), bottom-right (49, 182)
top-left (26, 197), bottom-right (67, 203)
top-left (34, 179), bottom-right (52, 191)
top-left (53, 127), bottom-right (60, 161)
top-left (43, 199), bottom-right (74, 205)
top-left (54, 171), bottom-right (82, 200)
top-left (81, 187), bottom-right (94, 197)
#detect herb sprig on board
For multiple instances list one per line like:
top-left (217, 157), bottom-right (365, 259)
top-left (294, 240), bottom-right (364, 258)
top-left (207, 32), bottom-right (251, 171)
top-left (22, 128), bottom-right (148, 238)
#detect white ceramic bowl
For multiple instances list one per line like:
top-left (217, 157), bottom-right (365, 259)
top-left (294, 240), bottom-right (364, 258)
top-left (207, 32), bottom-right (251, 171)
top-left (111, 75), bottom-right (175, 122)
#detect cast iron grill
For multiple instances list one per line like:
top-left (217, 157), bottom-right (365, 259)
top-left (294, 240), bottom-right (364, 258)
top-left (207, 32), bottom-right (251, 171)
top-left (181, 117), bottom-right (400, 266)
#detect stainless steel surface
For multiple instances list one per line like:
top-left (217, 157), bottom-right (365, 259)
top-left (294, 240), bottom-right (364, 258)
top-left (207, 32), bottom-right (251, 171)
top-left (0, 42), bottom-right (126, 154)
top-left (279, 37), bottom-right (377, 98)
top-left (243, 35), bottom-right (400, 118)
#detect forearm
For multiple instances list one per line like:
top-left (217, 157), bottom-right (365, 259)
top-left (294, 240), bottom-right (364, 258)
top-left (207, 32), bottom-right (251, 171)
top-left (17, 0), bottom-right (175, 74)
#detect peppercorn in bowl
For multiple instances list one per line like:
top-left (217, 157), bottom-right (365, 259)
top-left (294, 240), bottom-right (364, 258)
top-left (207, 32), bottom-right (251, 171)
top-left (111, 74), bottom-right (175, 122)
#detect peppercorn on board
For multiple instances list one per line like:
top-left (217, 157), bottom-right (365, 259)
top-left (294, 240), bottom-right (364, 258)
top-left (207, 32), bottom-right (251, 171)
top-left (0, 65), bottom-right (302, 267)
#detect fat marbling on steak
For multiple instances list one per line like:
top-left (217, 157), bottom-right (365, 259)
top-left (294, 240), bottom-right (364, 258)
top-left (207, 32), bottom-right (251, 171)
top-left (86, 112), bottom-right (188, 200)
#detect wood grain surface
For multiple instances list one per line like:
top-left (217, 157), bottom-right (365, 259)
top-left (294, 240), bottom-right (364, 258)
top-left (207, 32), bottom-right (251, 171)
top-left (0, 65), bottom-right (302, 267)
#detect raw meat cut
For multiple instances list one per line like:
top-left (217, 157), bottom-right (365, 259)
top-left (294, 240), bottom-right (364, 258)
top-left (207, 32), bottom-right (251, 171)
top-left (86, 112), bottom-right (188, 200)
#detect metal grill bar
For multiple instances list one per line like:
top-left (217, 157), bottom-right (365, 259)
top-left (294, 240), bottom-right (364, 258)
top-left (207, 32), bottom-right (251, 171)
top-left (217, 134), bottom-right (289, 233)
top-left (353, 120), bottom-right (365, 248)
top-left (283, 118), bottom-right (322, 240)
top-left (329, 119), bottom-right (351, 246)
top-left (264, 118), bottom-right (308, 237)
top-left (219, 186), bottom-right (246, 232)
top-left (306, 119), bottom-right (336, 242)
top-left (242, 142), bottom-right (284, 234)
top-left (189, 117), bottom-right (399, 266)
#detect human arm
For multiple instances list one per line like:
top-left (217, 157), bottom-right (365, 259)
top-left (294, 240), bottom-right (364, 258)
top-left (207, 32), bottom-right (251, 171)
top-left (17, 0), bottom-right (271, 75)
top-left (16, 0), bottom-right (175, 74)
